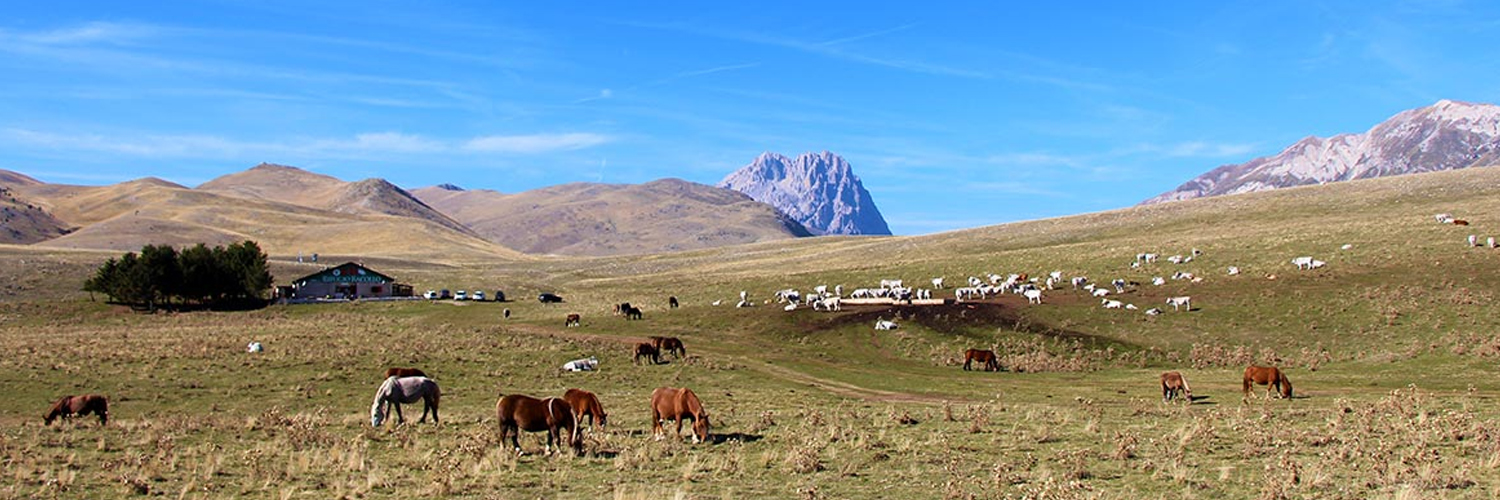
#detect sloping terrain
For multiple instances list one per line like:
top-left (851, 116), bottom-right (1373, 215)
top-left (414, 178), bottom-right (811, 256)
top-left (199, 163), bottom-right (473, 235)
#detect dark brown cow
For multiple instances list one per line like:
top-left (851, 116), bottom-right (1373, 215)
top-left (565, 313), bottom-right (581, 327)
top-left (44, 394), bottom-right (109, 426)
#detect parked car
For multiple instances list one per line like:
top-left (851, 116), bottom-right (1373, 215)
top-left (423, 290), bottom-right (438, 299)
top-left (493, 290), bottom-right (506, 302)
top-left (538, 293), bottom-right (563, 303)
top-left (455, 290), bottom-right (468, 300)
top-left (472, 290), bottom-right (485, 301)
top-left (439, 289), bottom-right (452, 299)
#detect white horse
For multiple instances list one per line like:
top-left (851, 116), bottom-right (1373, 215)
top-left (371, 376), bottom-right (441, 427)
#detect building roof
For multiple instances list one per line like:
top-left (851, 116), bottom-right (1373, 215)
top-left (292, 262), bottom-right (396, 286)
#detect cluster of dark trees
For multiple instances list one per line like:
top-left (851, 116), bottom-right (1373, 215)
top-left (83, 240), bottom-right (274, 311)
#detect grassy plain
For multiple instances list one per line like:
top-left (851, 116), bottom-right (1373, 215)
top-left (6, 168), bottom-right (1500, 498)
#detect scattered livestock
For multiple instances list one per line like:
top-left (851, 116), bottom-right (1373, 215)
top-left (1291, 256), bottom-right (1322, 270)
top-left (669, 296), bottom-right (679, 309)
top-left (633, 343), bottom-right (661, 365)
top-left (565, 313), bottom-right (582, 327)
top-left (650, 387), bottom-right (711, 443)
top-left (931, 277), bottom-right (945, 289)
top-left (963, 349), bottom-right (1001, 372)
top-left (880, 279), bottom-right (904, 289)
top-left (1092, 288), bottom-right (1110, 297)
top-left (874, 319), bottom-right (899, 330)
top-left (1112, 278), bottom-right (1127, 293)
top-left (496, 394), bottom-right (581, 456)
top-left (1454, 219), bottom-right (1470, 226)
top-left (370, 376), bottom-right (440, 427)
top-left (561, 357), bottom-right (598, 372)
top-left (1436, 213), bottom-right (1454, 223)
top-left (812, 296), bottom-right (842, 311)
top-left (385, 367), bottom-right (427, 379)
top-left (1102, 299), bottom-right (1124, 309)
top-left (562, 388), bottom-right (607, 432)
top-left (1227, 266), bottom-right (1239, 276)
top-left (736, 300), bottom-right (754, 308)
top-left (1071, 277), bottom-right (1088, 289)
top-left (1166, 296), bottom-right (1192, 312)
top-left (1151, 276), bottom-right (1166, 286)
top-left (1242, 366), bottom-right (1293, 400)
top-left (44, 394), bottom-right (108, 426)
top-left (783, 303), bottom-right (797, 311)
top-left (1023, 288), bottom-right (1043, 304)
top-left (1145, 308), bottom-right (1163, 316)
top-left (1124, 303), bottom-right (1138, 310)
top-left (1470, 235), bottom-right (1479, 247)
top-left (711, 300), bottom-right (722, 306)
top-left (623, 305), bottom-right (643, 320)
top-left (247, 341), bottom-right (263, 353)
top-left (503, 308), bottom-right (511, 319)
top-left (1161, 371), bottom-right (1192, 402)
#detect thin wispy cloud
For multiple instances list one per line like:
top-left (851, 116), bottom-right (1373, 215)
top-left (5, 21), bottom-right (162, 45)
top-left (464, 133), bottom-right (613, 154)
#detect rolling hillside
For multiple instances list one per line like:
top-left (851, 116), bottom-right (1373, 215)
top-left (412, 178), bottom-right (811, 256)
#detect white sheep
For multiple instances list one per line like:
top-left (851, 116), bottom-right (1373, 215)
top-left (1125, 303), bottom-right (1139, 310)
top-left (1152, 276), bottom-right (1167, 286)
top-left (1309, 260), bottom-right (1326, 269)
top-left (247, 341), bottom-right (264, 353)
top-left (1092, 288), bottom-right (1110, 297)
top-left (1227, 266), bottom-right (1240, 276)
top-left (874, 319), bottom-right (899, 330)
top-left (1023, 289), bottom-right (1043, 304)
top-left (1167, 255), bottom-right (1185, 264)
top-left (1469, 235), bottom-right (1478, 247)
top-left (783, 303), bottom-right (797, 311)
top-left (930, 277), bottom-right (944, 289)
top-left (1291, 256), bottom-right (1315, 270)
top-left (1071, 277), bottom-right (1088, 289)
top-left (1436, 213), bottom-right (1454, 223)
top-left (1145, 308), bottom-right (1163, 316)
top-left (1166, 296), bottom-right (1192, 311)
top-left (1102, 299), bottom-right (1124, 309)
top-left (1112, 278), bottom-right (1127, 293)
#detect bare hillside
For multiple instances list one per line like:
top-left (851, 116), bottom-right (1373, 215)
top-left (199, 164), bottom-right (473, 235)
top-left (414, 178), bottom-right (811, 256)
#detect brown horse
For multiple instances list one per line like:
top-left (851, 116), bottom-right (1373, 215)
top-left (634, 343), bottom-right (660, 365)
top-left (963, 349), bottom-right (1001, 372)
top-left (44, 394), bottom-right (109, 426)
top-left (1161, 371), bottom-right (1192, 402)
top-left (650, 387), bottom-right (710, 443)
top-left (563, 388), bottom-right (607, 432)
top-left (1243, 366), bottom-right (1293, 400)
top-left (385, 367), bottom-right (427, 378)
top-left (496, 394), bottom-right (582, 456)
top-left (653, 336), bottom-right (685, 358)
top-left (565, 313), bottom-right (581, 327)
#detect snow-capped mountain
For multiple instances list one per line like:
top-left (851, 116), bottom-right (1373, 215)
top-left (1144, 100), bottom-right (1500, 204)
top-left (719, 151), bottom-right (892, 236)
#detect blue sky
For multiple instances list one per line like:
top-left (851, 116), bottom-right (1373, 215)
top-left (2, 1), bottom-right (1498, 235)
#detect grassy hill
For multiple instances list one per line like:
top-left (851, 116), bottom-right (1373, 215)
top-left (3, 167), bottom-right (1500, 498)
top-left (412, 178), bottom-right (811, 256)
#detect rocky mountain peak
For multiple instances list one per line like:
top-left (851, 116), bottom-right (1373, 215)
top-left (719, 151), bottom-right (891, 236)
top-left (1144, 100), bottom-right (1500, 204)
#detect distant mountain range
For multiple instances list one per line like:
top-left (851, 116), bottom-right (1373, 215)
top-left (0, 152), bottom-right (889, 257)
top-left (1145, 100), bottom-right (1500, 204)
top-left (720, 151), bottom-right (892, 236)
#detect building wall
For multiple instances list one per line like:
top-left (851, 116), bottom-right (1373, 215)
top-left (292, 280), bottom-right (395, 299)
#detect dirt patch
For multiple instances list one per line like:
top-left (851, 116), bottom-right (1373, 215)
top-left (791, 296), bottom-right (1136, 347)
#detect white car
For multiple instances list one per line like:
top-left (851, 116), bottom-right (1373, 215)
top-left (472, 290), bottom-right (485, 301)
top-left (423, 290), bottom-right (438, 299)
top-left (455, 290), bottom-right (467, 300)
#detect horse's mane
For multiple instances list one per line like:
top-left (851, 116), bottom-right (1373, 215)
top-left (373, 376), bottom-right (399, 408)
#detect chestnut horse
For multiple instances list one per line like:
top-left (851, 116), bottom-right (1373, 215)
top-left (634, 342), bottom-right (660, 365)
top-left (1160, 371), bottom-right (1192, 402)
top-left (650, 386), bottom-right (710, 443)
top-left (563, 388), bottom-right (607, 432)
top-left (496, 394), bottom-right (581, 456)
top-left (44, 394), bottom-right (109, 426)
top-left (1242, 365), bottom-right (1293, 400)
top-left (385, 367), bottom-right (427, 379)
top-left (963, 349), bottom-right (1000, 372)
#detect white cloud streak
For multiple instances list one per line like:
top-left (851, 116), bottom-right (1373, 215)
top-left (2, 129), bottom-right (613, 159)
top-left (464, 133), bottom-right (612, 153)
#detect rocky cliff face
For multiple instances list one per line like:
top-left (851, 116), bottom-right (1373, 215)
top-left (719, 151), bottom-right (891, 236)
top-left (1144, 100), bottom-right (1500, 204)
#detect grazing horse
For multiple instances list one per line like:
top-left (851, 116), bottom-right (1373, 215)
top-left (634, 343), bottom-right (660, 365)
top-left (963, 349), bottom-right (1001, 372)
top-left (650, 387), bottom-right (710, 443)
top-left (44, 394), bottom-right (109, 426)
top-left (649, 336), bottom-right (685, 358)
top-left (565, 313), bottom-right (581, 327)
top-left (623, 305), bottom-right (643, 320)
top-left (1160, 371), bottom-right (1192, 402)
top-left (1242, 366), bottom-right (1293, 400)
top-left (385, 367), bottom-right (427, 379)
top-left (669, 296), bottom-right (679, 309)
top-left (370, 376), bottom-right (441, 427)
top-left (562, 388), bottom-right (607, 432)
top-left (614, 302), bottom-right (632, 316)
top-left (496, 394), bottom-right (581, 456)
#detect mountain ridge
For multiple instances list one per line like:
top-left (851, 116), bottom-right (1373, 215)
top-left (719, 151), bottom-right (891, 236)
